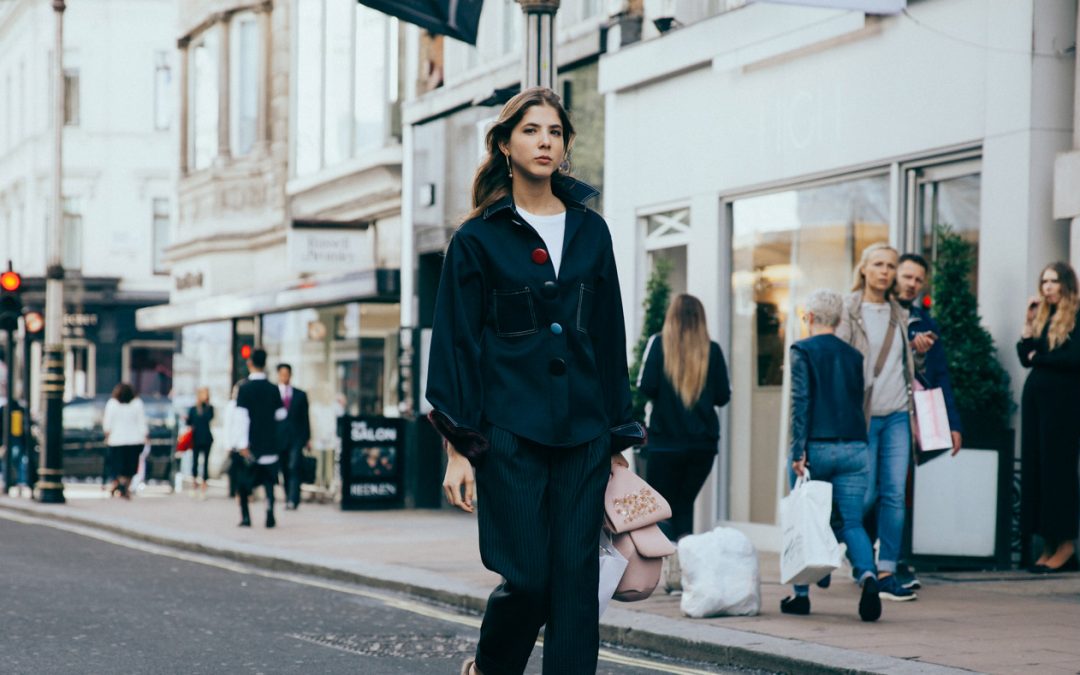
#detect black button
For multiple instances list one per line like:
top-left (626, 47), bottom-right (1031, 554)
top-left (541, 281), bottom-right (558, 299)
top-left (548, 358), bottom-right (567, 376)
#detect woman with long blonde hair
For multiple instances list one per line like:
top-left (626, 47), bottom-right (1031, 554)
top-left (428, 87), bottom-right (644, 675)
top-left (1018, 261), bottom-right (1080, 573)
top-left (637, 294), bottom-right (730, 577)
top-left (835, 242), bottom-right (918, 601)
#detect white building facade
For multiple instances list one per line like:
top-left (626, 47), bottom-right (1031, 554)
top-left (0, 0), bottom-right (178, 406)
top-left (599, 0), bottom-right (1077, 551)
top-left (137, 0), bottom-right (406, 474)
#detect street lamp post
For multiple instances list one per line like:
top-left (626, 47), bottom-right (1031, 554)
top-left (38, 0), bottom-right (67, 503)
top-left (518, 0), bottom-right (560, 90)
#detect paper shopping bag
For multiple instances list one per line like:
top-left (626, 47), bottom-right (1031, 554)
top-left (912, 384), bottom-right (952, 452)
top-left (779, 471), bottom-right (842, 586)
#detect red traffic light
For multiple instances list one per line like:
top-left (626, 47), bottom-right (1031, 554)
top-left (240, 344), bottom-right (252, 359)
top-left (24, 311), bottom-right (44, 333)
top-left (0, 271), bottom-right (21, 292)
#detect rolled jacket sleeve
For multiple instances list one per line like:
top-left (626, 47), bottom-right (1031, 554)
top-left (425, 233), bottom-right (491, 463)
top-left (594, 234), bottom-right (645, 453)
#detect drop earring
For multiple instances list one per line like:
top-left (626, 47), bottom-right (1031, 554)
top-left (504, 153), bottom-right (513, 178)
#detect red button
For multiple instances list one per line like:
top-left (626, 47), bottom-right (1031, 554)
top-left (531, 248), bottom-right (549, 265)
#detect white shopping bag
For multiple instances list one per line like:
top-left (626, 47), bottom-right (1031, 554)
top-left (598, 530), bottom-right (629, 618)
top-left (779, 470), bottom-right (842, 585)
top-left (912, 382), bottom-right (952, 452)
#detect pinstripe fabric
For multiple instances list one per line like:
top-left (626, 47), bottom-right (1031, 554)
top-left (473, 426), bottom-right (610, 675)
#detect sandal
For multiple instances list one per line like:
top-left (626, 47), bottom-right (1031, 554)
top-left (460, 658), bottom-right (480, 675)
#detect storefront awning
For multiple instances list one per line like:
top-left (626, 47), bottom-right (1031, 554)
top-left (135, 269), bottom-right (399, 331)
top-left (357, 0), bottom-right (484, 45)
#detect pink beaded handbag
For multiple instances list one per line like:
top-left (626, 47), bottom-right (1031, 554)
top-left (603, 465), bottom-right (677, 601)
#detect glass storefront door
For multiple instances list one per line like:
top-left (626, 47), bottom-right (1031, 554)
top-left (727, 174), bottom-right (890, 525)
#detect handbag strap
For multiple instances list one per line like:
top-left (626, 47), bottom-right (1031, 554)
top-left (872, 309), bottom-right (898, 380)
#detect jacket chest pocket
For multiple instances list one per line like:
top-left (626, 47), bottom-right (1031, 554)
top-left (493, 288), bottom-right (538, 337)
top-left (576, 284), bottom-right (595, 334)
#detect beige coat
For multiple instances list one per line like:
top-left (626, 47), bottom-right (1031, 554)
top-left (835, 290), bottom-right (916, 425)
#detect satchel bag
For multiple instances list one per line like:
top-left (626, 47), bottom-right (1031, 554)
top-left (603, 466), bottom-right (677, 602)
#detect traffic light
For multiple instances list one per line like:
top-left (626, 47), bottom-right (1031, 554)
top-left (0, 270), bottom-right (22, 332)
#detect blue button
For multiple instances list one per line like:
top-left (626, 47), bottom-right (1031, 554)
top-left (550, 322), bottom-right (563, 335)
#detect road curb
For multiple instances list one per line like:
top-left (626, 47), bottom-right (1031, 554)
top-left (0, 499), bottom-right (974, 675)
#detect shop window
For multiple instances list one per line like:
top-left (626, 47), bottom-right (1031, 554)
top-left (152, 198), bottom-right (170, 274)
top-left (906, 159), bottom-right (980, 296)
top-left (63, 197), bottom-right (82, 272)
top-left (64, 341), bottom-right (95, 401)
top-left (643, 207), bottom-right (690, 299)
top-left (64, 69), bottom-right (80, 127)
top-left (230, 13), bottom-right (259, 156)
top-left (154, 51), bottom-right (173, 131)
top-left (728, 174), bottom-right (890, 524)
top-left (294, 2), bottom-right (396, 177)
top-left (125, 343), bottom-right (174, 398)
top-left (189, 28), bottom-right (220, 171)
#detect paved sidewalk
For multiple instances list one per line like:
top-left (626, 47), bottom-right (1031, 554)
top-left (2, 483), bottom-right (1078, 675)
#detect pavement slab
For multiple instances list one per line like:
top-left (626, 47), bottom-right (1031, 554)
top-left (2, 483), bottom-right (1078, 675)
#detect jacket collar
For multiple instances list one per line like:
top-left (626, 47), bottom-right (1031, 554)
top-left (482, 176), bottom-right (599, 221)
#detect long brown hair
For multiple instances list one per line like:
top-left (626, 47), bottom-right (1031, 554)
top-left (1032, 261), bottom-right (1079, 349)
top-left (662, 294), bottom-right (711, 409)
top-left (467, 87), bottom-right (576, 220)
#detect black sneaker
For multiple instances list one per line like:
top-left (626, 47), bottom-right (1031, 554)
top-left (780, 595), bottom-right (810, 615)
top-left (859, 577), bottom-right (882, 622)
top-left (895, 563), bottom-right (922, 590)
top-left (816, 573), bottom-right (831, 589)
top-left (266, 511), bottom-right (276, 529)
top-left (878, 574), bottom-right (917, 601)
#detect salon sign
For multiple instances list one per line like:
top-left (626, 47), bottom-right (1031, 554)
top-left (339, 416), bottom-right (405, 510)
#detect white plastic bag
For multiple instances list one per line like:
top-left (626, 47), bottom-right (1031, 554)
top-left (779, 470), bottom-right (842, 585)
top-left (598, 530), bottom-right (628, 618)
top-left (678, 527), bottom-right (761, 617)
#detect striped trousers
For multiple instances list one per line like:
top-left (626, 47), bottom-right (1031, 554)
top-left (474, 425), bottom-right (610, 675)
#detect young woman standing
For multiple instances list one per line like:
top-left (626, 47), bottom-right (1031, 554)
top-left (427, 87), bottom-right (644, 675)
top-left (836, 243), bottom-right (917, 602)
top-left (1018, 262), bottom-right (1080, 572)
top-left (186, 387), bottom-right (214, 498)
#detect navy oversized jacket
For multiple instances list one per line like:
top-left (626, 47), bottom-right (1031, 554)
top-left (425, 178), bottom-right (645, 463)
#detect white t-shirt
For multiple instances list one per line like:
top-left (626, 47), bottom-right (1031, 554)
top-left (518, 207), bottom-right (567, 277)
top-left (862, 302), bottom-right (908, 416)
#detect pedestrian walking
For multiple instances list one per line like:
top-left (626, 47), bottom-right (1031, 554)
top-left (636, 293), bottom-right (730, 590)
top-left (235, 349), bottom-right (286, 528)
top-left (782, 289), bottom-right (881, 622)
top-left (185, 387), bottom-right (214, 499)
top-left (893, 253), bottom-right (963, 591)
top-left (276, 363), bottom-right (310, 510)
top-left (1017, 261), bottom-right (1080, 573)
top-left (426, 87), bottom-right (645, 675)
top-left (102, 383), bottom-right (148, 500)
top-left (835, 243), bottom-right (917, 601)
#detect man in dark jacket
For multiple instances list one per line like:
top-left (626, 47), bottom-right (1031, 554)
top-left (785, 289), bottom-right (881, 622)
top-left (236, 348), bottom-right (285, 528)
top-left (894, 253), bottom-right (964, 591)
top-left (276, 363), bottom-right (311, 510)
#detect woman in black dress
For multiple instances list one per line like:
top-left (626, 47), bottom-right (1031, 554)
top-left (1018, 261), bottom-right (1080, 572)
top-left (186, 387), bottom-right (214, 498)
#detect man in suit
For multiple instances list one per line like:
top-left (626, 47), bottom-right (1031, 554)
top-left (276, 363), bottom-right (311, 510)
top-left (236, 348), bottom-right (286, 528)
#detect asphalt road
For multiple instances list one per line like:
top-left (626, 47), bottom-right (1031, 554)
top-left (0, 516), bottom-right (754, 675)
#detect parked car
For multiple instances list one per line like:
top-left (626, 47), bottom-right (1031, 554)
top-left (61, 395), bottom-right (179, 482)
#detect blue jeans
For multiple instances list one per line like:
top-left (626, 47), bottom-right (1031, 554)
top-left (864, 411), bottom-right (911, 574)
top-left (793, 441), bottom-right (877, 596)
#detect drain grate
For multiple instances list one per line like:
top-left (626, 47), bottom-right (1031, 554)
top-left (288, 632), bottom-right (476, 659)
